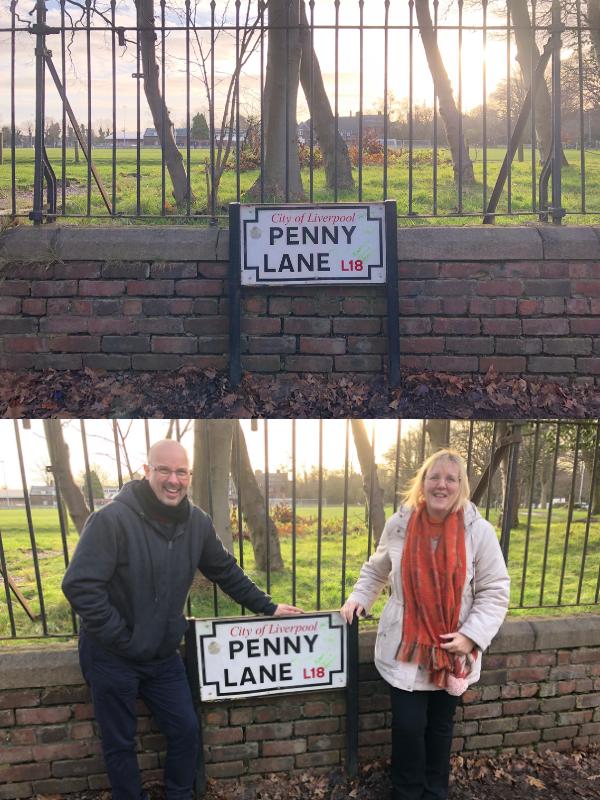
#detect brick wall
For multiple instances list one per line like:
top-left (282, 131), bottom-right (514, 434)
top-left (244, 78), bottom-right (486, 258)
top-left (0, 226), bottom-right (599, 380)
top-left (1, 616), bottom-right (599, 798)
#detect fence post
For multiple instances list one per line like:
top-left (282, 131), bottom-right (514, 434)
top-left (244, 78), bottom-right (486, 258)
top-left (551, 0), bottom-right (565, 224)
top-left (31, 0), bottom-right (47, 224)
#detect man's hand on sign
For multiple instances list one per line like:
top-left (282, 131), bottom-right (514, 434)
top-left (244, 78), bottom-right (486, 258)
top-left (339, 600), bottom-right (365, 624)
top-left (273, 603), bottom-right (304, 615)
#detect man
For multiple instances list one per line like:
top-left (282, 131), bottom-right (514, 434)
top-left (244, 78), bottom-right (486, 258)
top-left (62, 439), bottom-right (301, 800)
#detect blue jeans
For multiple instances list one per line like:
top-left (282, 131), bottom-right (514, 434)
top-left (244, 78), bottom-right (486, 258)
top-left (389, 687), bottom-right (460, 800)
top-left (79, 630), bottom-right (200, 800)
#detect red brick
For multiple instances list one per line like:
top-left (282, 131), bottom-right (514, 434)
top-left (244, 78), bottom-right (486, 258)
top-left (300, 337), bottom-right (346, 355)
top-left (296, 751), bottom-right (340, 768)
top-left (151, 337), bottom-right (197, 354)
top-left (399, 261), bottom-right (439, 279)
top-left (88, 318), bottom-right (134, 335)
top-left (34, 354), bottom-right (82, 370)
top-left (1, 762), bottom-right (50, 782)
top-left (150, 262), bottom-right (195, 279)
top-left (180, 354), bottom-right (229, 370)
top-left (429, 356), bottom-right (478, 372)
top-left (284, 355), bottom-right (333, 373)
top-left (507, 667), bottom-right (550, 682)
top-left (334, 355), bottom-right (381, 371)
top-left (136, 318), bottom-right (184, 335)
top-left (126, 280), bottom-right (174, 296)
top-left (47, 299), bottom-right (93, 315)
top-left (0, 690), bottom-right (40, 710)
top-left (49, 336), bottom-right (101, 353)
top-left (441, 297), bottom-right (469, 314)
top-left (432, 318), bottom-right (480, 335)
top-left (482, 318), bottom-right (522, 335)
top-left (478, 279), bottom-right (523, 296)
top-left (262, 739), bottom-right (307, 756)
top-left (194, 298), bottom-right (219, 315)
top-left (524, 279), bottom-right (571, 296)
top-left (0, 281), bottom-right (30, 296)
top-left (445, 337), bottom-right (494, 355)
top-left (54, 262), bottom-right (101, 280)
top-left (0, 298), bottom-right (21, 314)
top-left (518, 299), bottom-right (542, 315)
top-left (79, 280), bottom-right (125, 297)
top-left (501, 261), bottom-right (541, 278)
top-left (522, 318), bottom-right (569, 335)
top-left (543, 298), bottom-right (565, 314)
top-left (576, 358), bottom-right (600, 374)
top-left (333, 317), bottom-right (381, 335)
top-left (342, 298), bottom-right (369, 315)
top-left (103, 336), bottom-right (150, 353)
top-left (528, 356), bottom-right (575, 373)
top-left (244, 296), bottom-right (268, 313)
top-left (3, 336), bottom-right (47, 353)
top-left (571, 318), bottom-right (600, 334)
top-left (175, 279), bottom-right (222, 296)
top-left (0, 318), bottom-right (38, 334)
top-left (566, 298), bottom-right (590, 314)
top-left (294, 718), bottom-right (339, 736)
top-left (462, 702), bottom-right (502, 720)
top-left (544, 338), bottom-right (591, 355)
top-left (246, 756), bottom-right (294, 774)
top-left (574, 281), bottom-right (600, 296)
top-left (425, 279), bottom-right (472, 296)
top-left (284, 317), bottom-right (330, 335)
top-left (83, 354), bottom-right (131, 370)
top-left (438, 262), bottom-right (487, 279)
top-left (249, 336), bottom-right (295, 354)
top-left (205, 761), bottom-right (244, 778)
top-left (242, 317), bottom-right (282, 335)
top-left (131, 355), bottom-right (182, 370)
top-left (347, 337), bottom-right (387, 354)
top-left (21, 299), bottom-right (46, 315)
top-left (399, 318), bottom-right (431, 335)
top-left (123, 299), bottom-right (143, 315)
top-left (240, 355), bottom-right (281, 372)
top-left (198, 262), bottom-right (227, 280)
top-left (269, 297), bottom-right (292, 315)
top-left (495, 338), bottom-right (542, 355)
top-left (103, 262), bottom-right (149, 279)
top-left (172, 314), bottom-right (216, 334)
top-left (32, 742), bottom-right (88, 761)
top-left (401, 337), bottom-right (445, 353)
top-left (32, 280), bottom-right (78, 297)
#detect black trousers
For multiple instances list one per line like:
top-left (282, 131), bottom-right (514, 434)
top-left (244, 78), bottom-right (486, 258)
top-left (389, 686), bottom-right (460, 800)
top-left (79, 631), bottom-right (200, 800)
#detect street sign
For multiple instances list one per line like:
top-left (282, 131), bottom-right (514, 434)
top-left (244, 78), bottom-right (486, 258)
top-left (192, 612), bottom-right (347, 701)
top-left (240, 204), bottom-right (386, 285)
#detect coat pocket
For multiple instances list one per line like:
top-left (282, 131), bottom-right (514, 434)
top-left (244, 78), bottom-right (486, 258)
top-left (374, 597), bottom-right (404, 664)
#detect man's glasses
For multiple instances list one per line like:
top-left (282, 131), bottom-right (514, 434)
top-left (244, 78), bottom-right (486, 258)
top-left (149, 465), bottom-right (191, 479)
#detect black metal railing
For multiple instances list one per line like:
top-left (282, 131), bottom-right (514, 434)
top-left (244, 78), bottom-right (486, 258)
top-left (1, 0), bottom-right (598, 224)
top-left (0, 418), bottom-right (599, 641)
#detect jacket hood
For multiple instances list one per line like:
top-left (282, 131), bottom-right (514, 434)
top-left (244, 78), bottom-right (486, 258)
top-left (112, 480), bottom-right (145, 514)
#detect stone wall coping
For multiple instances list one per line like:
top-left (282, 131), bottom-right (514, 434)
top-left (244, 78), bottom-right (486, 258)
top-left (3, 615), bottom-right (598, 689)
top-left (2, 225), bottom-right (600, 263)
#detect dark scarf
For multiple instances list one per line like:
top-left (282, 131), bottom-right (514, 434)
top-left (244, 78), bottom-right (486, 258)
top-left (397, 502), bottom-right (474, 690)
top-left (133, 478), bottom-right (190, 525)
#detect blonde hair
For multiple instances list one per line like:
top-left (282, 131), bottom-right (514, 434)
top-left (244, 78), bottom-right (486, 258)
top-left (401, 448), bottom-right (470, 513)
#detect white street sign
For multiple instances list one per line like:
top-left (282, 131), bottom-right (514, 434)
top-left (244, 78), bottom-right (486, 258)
top-left (194, 613), bottom-right (347, 700)
top-left (240, 204), bottom-right (386, 285)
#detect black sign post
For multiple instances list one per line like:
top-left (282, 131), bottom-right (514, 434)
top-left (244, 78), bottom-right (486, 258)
top-left (346, 615), bottom-right (359, 778)
top-left (184, 624), bottom-right (206, 797)
top-left (228, 202), bottom-right (242, 387)
top-left (384, 199), bottom-right (400, 388)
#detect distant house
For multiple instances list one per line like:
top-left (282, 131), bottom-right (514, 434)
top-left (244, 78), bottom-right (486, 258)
top-left (144, 127), bottom-right (195, 147)
top-left (29, 485), bottom-right (56, 507)
top-left (105, 131), bottom-right (142, 147)
top-left (299, 113), bottom-right (387, 145)
top-left (254, 470), bottom-right (290, 501)
top-left (0, 488), bottom-right (25, 508)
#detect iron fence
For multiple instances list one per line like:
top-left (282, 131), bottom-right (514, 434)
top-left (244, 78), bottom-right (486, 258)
top-left (1, 0), bottom-right (599, 224)
top-left (0, 418), bottom-right (599, 641)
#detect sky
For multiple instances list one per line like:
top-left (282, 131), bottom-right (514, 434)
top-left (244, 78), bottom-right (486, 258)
top-left (0, 419), bottom-right (419, 490)
top-left (0, 0), bottom-right (518, 132)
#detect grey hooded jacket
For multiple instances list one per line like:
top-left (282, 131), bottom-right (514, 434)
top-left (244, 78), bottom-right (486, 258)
top-left (347, 502), bottom-right (510, 691)
top-left (62, 481), bottom-right (276, 662)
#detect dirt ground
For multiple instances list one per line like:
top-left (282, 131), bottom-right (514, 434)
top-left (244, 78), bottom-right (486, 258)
top-left (64, 747), bottom-right (600, 800)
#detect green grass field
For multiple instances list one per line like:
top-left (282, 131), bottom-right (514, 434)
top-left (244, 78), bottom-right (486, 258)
top-left (1, 505), bottom-right (598, 642)
top-left (1, 146), bottom-right (599, 224)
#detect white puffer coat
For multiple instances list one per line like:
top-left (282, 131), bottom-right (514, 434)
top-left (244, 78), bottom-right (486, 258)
top-left (347, 502), bottom-right (510, 691)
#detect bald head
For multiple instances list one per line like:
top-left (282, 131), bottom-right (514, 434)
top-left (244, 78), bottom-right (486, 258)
top-left (144, 440), bottom-right (191, 506)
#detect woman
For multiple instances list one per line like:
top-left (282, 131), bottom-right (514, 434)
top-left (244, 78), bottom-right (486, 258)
top-left (341, 449), bottom-right (510, 800)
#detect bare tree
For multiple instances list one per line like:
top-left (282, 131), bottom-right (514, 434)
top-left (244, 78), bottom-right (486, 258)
top-left (414, 0), bottom-right (475, 185)
top-left (43, 421), bottom-right (90, 535)
top-left (230, 421), bottom-right (284, 571)
top-left (350, 420), bottom-right (386, 546)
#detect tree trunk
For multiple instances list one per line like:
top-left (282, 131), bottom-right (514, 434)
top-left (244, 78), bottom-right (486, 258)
top-left (230, 422), bottom-right (284, 572)
top-left (350, 420), bottom-right (386, 546)
top-left (137, 0), bottom-right (193, 207)
top-left (426, 421), bottom-right (450, 451)
top-left (587, 0), bottom-right (600, 69)
top-left (192, 421), bottom-right (235, 554)
top-left (43, 421), bottom-right (90, 535)
top-left (298, 1), bottom-right (354, 192)
top-left (247, 0), bottom-right (304, 201)
top-left (509, 0), bottom-right (568, 166)
top-left (581, 449), bottom-right (600, 514)
top-left (414, 0), bottom-right (475, 185)
top-left (498, 422), bottom-right (520, 529)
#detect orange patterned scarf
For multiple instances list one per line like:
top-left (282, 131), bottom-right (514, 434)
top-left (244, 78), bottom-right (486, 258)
top-left (397, 502), bottom-right (473, 691)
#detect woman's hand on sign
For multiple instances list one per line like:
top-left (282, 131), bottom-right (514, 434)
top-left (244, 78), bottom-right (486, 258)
top-left (439, 632), bottom-right (475, 655)
top-left (339, 600), bottom-right (365, 624)
top-left (273, 603), bottom-right (304, 615)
